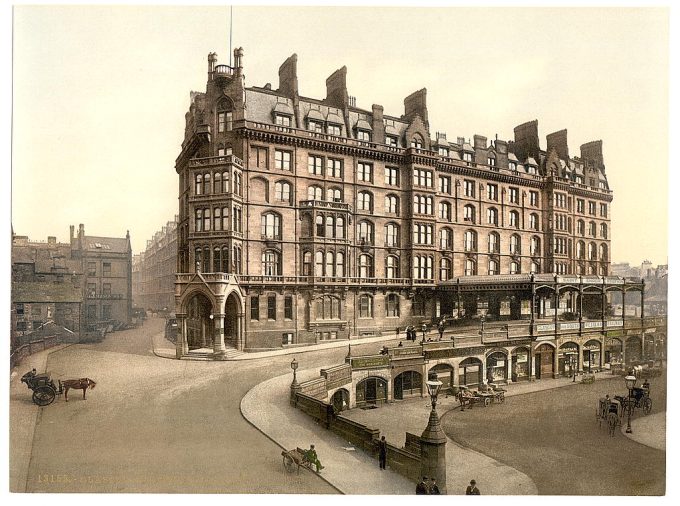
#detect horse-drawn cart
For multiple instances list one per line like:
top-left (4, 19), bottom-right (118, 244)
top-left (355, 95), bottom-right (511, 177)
top-left (597, 396), bottom-right (623, 436)
top-left (20, 369), bottom-right (62, 406)
top-left (20, 369), bottom-right (97, 405)
top-left (281, 447), bottom-right (316, 474)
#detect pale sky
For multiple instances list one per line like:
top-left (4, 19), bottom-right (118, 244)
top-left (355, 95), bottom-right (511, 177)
top-left (9, 3), bottom-right (670, 266)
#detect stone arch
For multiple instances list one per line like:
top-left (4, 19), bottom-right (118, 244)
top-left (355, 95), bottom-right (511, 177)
top-left (182, 290), bottom-right (215, 351)
top-left (393, 369), bottom-right (423, 400)
top-left (355, 376), bottom-right (388, 407)
top-left (330, 388), bottom-right (350, 412)
top-left (486, 349), bottom-right (509, 383)
top-left (458, 357), bottom-right (483, 387)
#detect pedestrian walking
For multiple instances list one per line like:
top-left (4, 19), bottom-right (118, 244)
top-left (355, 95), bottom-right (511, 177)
top-left (378, 435), bottom-right (387, 470)
top-left (416, 476), bottom-right (429, 495)
top-left (438, 322), bottom-right (444, 340)
top-left (395, 326), bottom-right (400, 339)
top-left (429, 477), bottom-right (440, 494)
top-left (466, 479), bottom-right (480, 495)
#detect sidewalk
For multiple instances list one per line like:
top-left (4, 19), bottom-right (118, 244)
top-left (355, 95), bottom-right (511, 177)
top-left (9, 344), bottom-right (72, 492)
top-left (241, 369), bottom-right (659, 495)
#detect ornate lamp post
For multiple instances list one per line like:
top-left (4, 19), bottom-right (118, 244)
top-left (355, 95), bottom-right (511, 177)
top-left (291, 358), bottom-right (299, 388)
top-left (421, 323), bottom-right (427, 343)
top-left (624, 374), bottom-right (636, 434)
top-left (420, 374), bottom-right (447, 494)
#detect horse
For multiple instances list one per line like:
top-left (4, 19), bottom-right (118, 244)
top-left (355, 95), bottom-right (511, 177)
top-left (59, 378), bottom-right (96, 401)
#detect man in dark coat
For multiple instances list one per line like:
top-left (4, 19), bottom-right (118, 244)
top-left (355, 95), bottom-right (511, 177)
top-left (438, 323), bottom-right (445, 340)
top-left (429, 477), bottom-right (441, 494)
top-left (378, 435), bottom-right (387, 470)
top-left (305, 444), bottom-right (324, 472)
top-left (466, 479), bottom-right (480, 495)
top-left (416, 476), bottom-right (429, 495)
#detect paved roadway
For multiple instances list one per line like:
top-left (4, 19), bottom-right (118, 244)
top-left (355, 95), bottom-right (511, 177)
top-left (441, 373), bottom-right (667, 495)
top-left (14, 317), bottom-right (382, 494)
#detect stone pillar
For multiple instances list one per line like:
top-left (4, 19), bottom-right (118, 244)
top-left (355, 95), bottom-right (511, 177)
top-left (176, 314), bottom-right (188, 358)
top-left (213, 313), bottom-right (227, 359)
top-left (553, 346), bottom-right (559, 379)
top-left (235, 312), bottom-right (245, 350)
top-left (420, 405), bottom-right (447, 494)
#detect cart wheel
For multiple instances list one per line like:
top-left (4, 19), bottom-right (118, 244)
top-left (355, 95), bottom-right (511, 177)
top-left (499, 393), bottom-right (505, 403)
top-left (283, 454), bottom-right (295, 473)
top-left (607, 413), bottom-right (618, 437)
top-left (32, 386), bottom-right (56, 406)
top-left (643, 398), bottom-right (652, 415)
top-left (484, 397), bottom-right (491, 407)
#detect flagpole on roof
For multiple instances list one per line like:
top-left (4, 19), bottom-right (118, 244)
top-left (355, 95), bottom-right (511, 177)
top-left (229, 5), bottom-right (233, 67)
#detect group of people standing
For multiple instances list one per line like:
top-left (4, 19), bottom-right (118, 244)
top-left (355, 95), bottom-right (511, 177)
top-left (416, 476), bottom-right (441, 495)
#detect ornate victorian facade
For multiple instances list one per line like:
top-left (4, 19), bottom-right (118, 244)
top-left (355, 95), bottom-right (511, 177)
top-left (173, 49), bottom-right (619, 359)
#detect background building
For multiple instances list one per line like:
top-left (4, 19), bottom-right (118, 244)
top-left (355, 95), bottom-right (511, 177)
top-left (173, 49), bottom-right (616, 357)
top-left (133, 218), bottom-right (178, 313)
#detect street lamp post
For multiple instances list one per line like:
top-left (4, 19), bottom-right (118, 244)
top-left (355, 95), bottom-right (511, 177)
top-left (290, 358), bottom-right (300, 405)
top-left (572, 356), bottom-right (577, 383)
top-left (624, 374), bottom-right (636, 434)
top-left (421, 323), bottom-right (427, 344)
top-left (421, 374), bottom-right (447, 494)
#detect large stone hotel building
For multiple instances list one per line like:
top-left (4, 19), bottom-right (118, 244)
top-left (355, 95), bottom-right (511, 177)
top-left (173, 49), bottom-right (642, 361)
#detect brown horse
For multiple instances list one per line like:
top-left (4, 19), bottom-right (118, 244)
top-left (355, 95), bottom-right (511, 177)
top-left (59, 378), bottom-right (96, 401)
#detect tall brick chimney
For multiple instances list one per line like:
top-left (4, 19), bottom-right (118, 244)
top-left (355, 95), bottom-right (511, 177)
top-left (325, 66), bottom-right (349, 110)
top-left (404, 89), bottom-right (429, 130)
top-left (546, 129), bottom-right (570, 161)
top-left (278, 54), bottom-right (299, 99)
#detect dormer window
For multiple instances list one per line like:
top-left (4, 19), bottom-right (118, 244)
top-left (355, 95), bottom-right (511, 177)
top-left (386, 135), bottom-right (398, 147)
top-left (410, 135), bottom-right (423, 149)
top-left (327, 123), bottom-right (342, 136)
top-left (308, 119), bottom-right (323, 133)
top-left (487, 156), bottom-right (496, 168)
top-left (463, 152), bottom-right (473, 162)
top-left (438, 147), bottom-right (449, 157)
top-left (509, 161), bottom-right (517, 172)
top-left (526, 165), bottom-right (537, 175)
top-left (275, 114), bottom-right (292, 127)
top-left (357, 129), bottom-right (371, 142)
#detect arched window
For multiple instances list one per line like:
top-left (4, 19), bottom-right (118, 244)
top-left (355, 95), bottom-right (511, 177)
top-left (308, 185), bottom-right (323, 201)
top-left (510, 234), bottom-right (521, 255)
top-left (464, 230), bottom-right (477, 252)
top-left (600, 264), bottom-right (608, 276)
top-left (530, 261), bottom-right (540, 274)
top-left (385, 195), bottom-right (399, 214)
top-left (510, 260), bottom-right (520, 274)
top-left (439, 201), bottom-right (452, 221)
top-left (275, 181), bottom-right (291, 204)
top-left (221, 246), bottom-right (229, 272)
top-left (327, 187), bottom-right (342, 202)
top-left (577, 219), bottom-right (585, 236)
top-left (336, 217), bottom-right (345, 239)
top-left (202, 246), bottom-right (210, 273)
top-left (599, 244), bottom-right (608, 261)
top-left (195, 209), bottom-right (203, 232)
top-left (577, 241), bottom-right (585, 259)
top-left (203, 173), bottom-right (211, 195)
top-left (385, 223), bottom-right (400, 247)
top-left (358, 294), bottom-right (373, 318)
top-left (214, 172), bottom-right (222, 194)
top-left (413, 255), bottom-right (433, 279)
top-left (203, 208), bottom-right (211, 232)
top-left (194, 247), bottom-right (202, 271)
top-left (440, 228), bottom-right (452, 250)
top-left (326, 251), bottom-right (335, 277)
top-left (488, 231), bottom-right (500, 253)
top-left (316, 215), bottom-right (324, 237)
top-left (261, 212), bottom-right (281, 239)
top-left (358, 254), bottom-right (373, 278)
top-left (530, 213), bottom-right (539, 231)
top-left (531, 236), bottom-right (541, 256)
top-left (489, 259), bottom-right (499, 275)
top-left (589, 221), bottom-right (597, 237)
top-left (221, 207), bottom-right (229, 231)
top-left (410, 134), bottom-right (424, 149)
top-left (325, 215), bottom-right (335, 238)
top-left (234, 171), bottom-right (242, 196)
top-left (465, 258), bottom-right (477, 276)
top-left (358, 221), bottom-right (374, 245)
top-left (487, 207), bottom-right (498, 226)
top-left (262, 250), bottom-right (281, 276)
top-left (509, 210), bottom-right (520, 228)
top-left (315, 251), bottom-right (324, 276)
top-left (336, 252), bottom-right (345, 277)
top-left (213, 207), bottom-right (222, 231)
top-left (195, 174), bottom-right (202, 195)
top-left (440, 258), bottom-right (452, 281)
top-left (302, 251), bottom-right (312, 276)
top-left (358, 191), bottom-right (373, 212)
top-left (588, 242), bottom-right (597, 260)
top-left (221, 171), bottom-right (229, 193)
top-left (385, 255), bottom-right (399, 278)
top-left (588, 264), bottom-right (596, 275)
top-left (386, 294), bottom-right (400, 317)
top-left (600, 223), bottom-right (608, 239)
top-left (464, 204), bottom-right (476, 224)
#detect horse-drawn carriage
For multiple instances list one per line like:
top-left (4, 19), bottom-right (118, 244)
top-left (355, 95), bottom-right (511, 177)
top-left (458, 384), bottom-right (505, 410)
top-left (20, 369), bottom-right (96, 406)
top-left (596, 384), bottom-right (652, 436)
